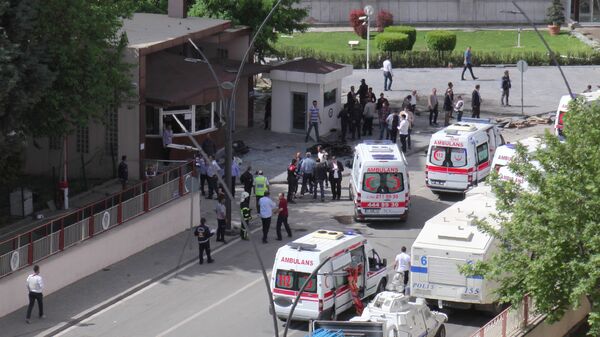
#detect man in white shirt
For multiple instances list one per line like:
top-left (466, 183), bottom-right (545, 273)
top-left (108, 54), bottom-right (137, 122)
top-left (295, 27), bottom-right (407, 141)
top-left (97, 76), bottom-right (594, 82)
top-left (397, 114), bottom-right (410, 153)
top-left (392, 247), bottom-right (411, 294)
top-left (259, 191), bottom-right (278, 244)
top-left (26, 265), bottom-right (44, 323)
top-left (382, 58), bottom-right (393, 91)
top-left (454, 95), bottom-right (465, 122)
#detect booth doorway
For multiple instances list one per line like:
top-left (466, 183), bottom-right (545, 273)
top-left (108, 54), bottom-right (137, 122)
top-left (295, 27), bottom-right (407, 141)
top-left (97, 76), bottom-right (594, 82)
top-left (292, 92), bottom-right (307, 132)
top-left (573, 0), bottom-right (600, 23)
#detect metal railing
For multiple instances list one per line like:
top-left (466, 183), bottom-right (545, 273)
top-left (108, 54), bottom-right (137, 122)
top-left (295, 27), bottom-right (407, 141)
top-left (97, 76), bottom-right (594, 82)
top-left (0, 160), bottom-right (195, 279)
top-left (470, 295), bottom-right (542, 337)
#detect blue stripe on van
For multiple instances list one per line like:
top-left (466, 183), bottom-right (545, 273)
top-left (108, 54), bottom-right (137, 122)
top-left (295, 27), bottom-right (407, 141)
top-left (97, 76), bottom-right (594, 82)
top-left (410, 266), bottom-right (428, 273)
top-left (467, 275), bottom-right (484, 280)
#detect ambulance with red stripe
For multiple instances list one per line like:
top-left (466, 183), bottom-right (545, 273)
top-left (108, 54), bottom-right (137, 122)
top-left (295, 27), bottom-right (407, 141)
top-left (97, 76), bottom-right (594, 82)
top-left (554, 90), bottom-right (600, 139)
top-left (426, 119), bottom-right (504, 193)
top-left (271, 230), bottom-right (388, 321)
top-left (349, 140), bottom-right (410, 222)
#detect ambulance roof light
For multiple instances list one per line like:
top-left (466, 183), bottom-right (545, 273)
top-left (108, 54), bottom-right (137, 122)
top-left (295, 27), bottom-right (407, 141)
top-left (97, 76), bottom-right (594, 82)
top-left (312, 230), bottom-right (345, 240)
top-left (287, 242), bottom-right (317, 251)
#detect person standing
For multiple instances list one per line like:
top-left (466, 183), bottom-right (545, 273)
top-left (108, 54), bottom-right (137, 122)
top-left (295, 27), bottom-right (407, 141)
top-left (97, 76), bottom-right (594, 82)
top-left (410, 90), bottom-right (418, 115)
top-left (25, 265), bottom-right (44, 323)
top-left (329, 156), bottom-right (344, 200)
top-left (259, 191), bottom-right (277, 243)
top-left (472, 84), bottom-right (482, 118)
top-left (382, 58), bottom-right (393, 91)
top-left (314, 158), bottom-right (328, 202)
top-left (428, 88), bottom-right (439, 126)
top-left (347, 86), bottom-right (357, 109)
top-left (196, 155), bottom-right (208, 196)
top-left (337, 105), bottom-right (350, 142)
top-left (215, 196), bottom-right (227, 244)
top-left (253, 170), bottom-right (269, 213)
top-left (358, 79), bottom-right (368, 107)
top-left (403, 109), bottom-right (414, 150)
top-left (317, 146), bottom-right (329, 189)
top-left (206, 155), bottom-right (221, 199)
top-left (378, 100), bottom-right (390, 140)
top-left (264, 96), bottom-right (272, 130)
top-left (239, 192), bottom-right (251, 240)
top-left (362, 97), bottom-right (376, 136)
top-left (350, 103), bottom-right (362, 140)
top-left (276, 193), bottom-right (292, 240)
top-left (386, 110), bottom-right (399, 143)
top-left (286, 158), bottom-right (298, 203)
top-left (300, 152), bottom-right (316, 197)
top-left (454, 95), bottom-right (465, 122)
top-left (240, 166), bottom-right (253, 195)
top-left (501, 70), bottom-right (512, 107)
top-left (195, 218), bottom-right (214, 264)
top-left (461, 46), bottom-right (478, 80)
top-left (162, 123), bottom-right (173, 159)
top-left (118, 155), bottom-right (128, 190)
top-left (231, 158), bottom-right (240, 197)
top-left (443, 82), bottom-right (454, 126)
top-left (305, 100), bottom-right (322, 143)
top-left (398, 114), bottom-right (409, 153)
top-left (392, 246), bottom-right (411, 294)
top-left (201, 134), bottom-right (217, 158)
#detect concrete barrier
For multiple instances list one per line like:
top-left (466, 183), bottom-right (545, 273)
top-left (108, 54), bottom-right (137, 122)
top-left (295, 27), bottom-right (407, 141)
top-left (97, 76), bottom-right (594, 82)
top-left (524, 298), bottom-right (591, 337)
top-left (0, 192), bottom-right (200, 318)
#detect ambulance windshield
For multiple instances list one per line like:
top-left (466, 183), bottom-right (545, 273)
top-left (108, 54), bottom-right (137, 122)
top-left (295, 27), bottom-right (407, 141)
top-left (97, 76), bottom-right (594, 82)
top-left (429, 146), bottom-right (467, 167)
top-left (362, 172), bottom-right (404, 194)
top-left (275, 270), bottom-right (317, 293)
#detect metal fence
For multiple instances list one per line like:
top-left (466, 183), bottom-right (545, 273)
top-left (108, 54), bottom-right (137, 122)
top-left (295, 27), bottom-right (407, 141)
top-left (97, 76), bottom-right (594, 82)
top-left (470, 295), bottom-right (542, 337)
top-left (0, 161), bottom-right (194, 279)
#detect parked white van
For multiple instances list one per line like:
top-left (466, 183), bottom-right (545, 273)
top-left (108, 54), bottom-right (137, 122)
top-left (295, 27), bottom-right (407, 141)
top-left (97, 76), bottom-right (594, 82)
top-left (554, 90), bottom-right (600, 139)
top-left (426, 119), bottom-right (504, 193)
top-left (349, 140), bottom-right (410, 222)
top-left (271, 229), bottom-right (388, 321)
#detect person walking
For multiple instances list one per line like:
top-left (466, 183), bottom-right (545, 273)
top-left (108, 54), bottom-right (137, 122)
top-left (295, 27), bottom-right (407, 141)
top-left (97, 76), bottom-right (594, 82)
top-left (454, 95), bottom-right (465, 122)
top-left (118, 155), bottom-right (128, 190)
top-left (362, 97), bottom-right (376, 136)
top-left (231, 158), bottom-right (240, 197)
top-left (358, 79), bottom-right (369, 107)
top-left (386, 110), bottom-right (399, 143)
top-left (206, 155), bottom-right (221, 199)
top-left (337, 104), bottom-right (350, 142)
top-left (196, 155), bottom-right (208, 196)
top-left (472, 84), bottom-right (482, 118)
top-left (305, 100), bottom-right (322, 143)
top-left (443, 82), bottom-right (454, 126)
top-left (286, 158), bottom-right (298, 203)
top-left (259, 191), bottom-right (277, 243)
top-left (215, 196), bottom-right (227, 244)
top-left (398, 114), bottom-right (409, 153)
top-left (239, 192), bottom-right (251, 240)
top-left (378, 100), bottom-right (391, 140)
top-left (264, 96), bottom-right (272, 130)
top-left (314, 158), bottom-right (328, 202)
top-left (253, 170), bottom-right (269, 213)
top-left (329, 156), bottom-right (344, 200)
top-left (382, 58), bottom-right (393, 91)
top-left (276, 193), bottom-right (292, 240)
top-left (25, 265), bottom-right (44, 323)
top-left (392, 246), bottom-right (411, 294)
top-left (195, 217), bottom-right (214, 264)
top-left (428, 88), bottom-right (439, 126)
top-left (501, 70), bottom-right (512, 107)
top-left (461, 46), bottom-right (478, 80)
top-left (240, 166), bottom-right (253, 195)
top-left (300, 152), bottom-right (316, 197)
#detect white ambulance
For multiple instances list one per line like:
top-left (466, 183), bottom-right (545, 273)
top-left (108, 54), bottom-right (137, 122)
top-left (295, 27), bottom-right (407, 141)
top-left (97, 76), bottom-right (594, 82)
top-left (554, 90), bottom-right (600, 139)
top-left (271, 229), bottom-right (388, 321)
top-left (426, 119), bottom-right (504, 193)
top-left (491, 136), bottom-right (542, 172)
top-left (410, 185), bottom-right (503, 314)
top-left (349, 140), bottom-right (410, 222)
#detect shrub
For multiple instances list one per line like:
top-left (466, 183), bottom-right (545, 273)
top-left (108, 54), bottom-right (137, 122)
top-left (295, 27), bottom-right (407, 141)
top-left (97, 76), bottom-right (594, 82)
top-left (384, 26), bottom-right (417, 49)
top-left (425, 30), bottom-right (457, 52)
top-left (546, 0), bottom-right (565, 25)
top-left (376, 10), bottom-right (394, 32)
top-left (375, 33), bottom-right (411, 52)
top-left (349, 9), bottom-right (367, 39)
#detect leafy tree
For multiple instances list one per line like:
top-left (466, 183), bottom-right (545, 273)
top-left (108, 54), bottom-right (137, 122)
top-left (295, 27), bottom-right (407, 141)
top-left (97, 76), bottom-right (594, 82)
top-left (0, 0), bottom-right (133, 185)
top-left (465, 99), bottom-right (600, 335)
top-left (188, 0), bottom-right (308, 61)
top-left (131, 0), bottom-right (167, 14)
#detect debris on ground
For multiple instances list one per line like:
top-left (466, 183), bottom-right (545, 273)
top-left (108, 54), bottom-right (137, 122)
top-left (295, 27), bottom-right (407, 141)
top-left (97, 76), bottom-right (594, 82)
top-left (495, 115), bottom-right (553, 129)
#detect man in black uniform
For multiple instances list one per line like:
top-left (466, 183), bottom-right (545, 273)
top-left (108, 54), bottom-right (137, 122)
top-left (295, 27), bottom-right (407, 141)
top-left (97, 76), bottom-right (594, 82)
top-left (240, 166), bottom-right (253, 195)
top-left (194, 218), bottom-right (214, 264)
top-left (337, 105), bottom-right (350, 142)
top-left (239, 192), bottom-right (251, 240)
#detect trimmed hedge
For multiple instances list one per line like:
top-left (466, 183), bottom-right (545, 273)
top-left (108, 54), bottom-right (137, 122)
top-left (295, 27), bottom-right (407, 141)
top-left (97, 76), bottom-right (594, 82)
top-left (375, 32), bottom-right (411, 52)
top-left (384, 26), bottom-right (417, 49)
top-left (425, 30), bottom-right (457, 52)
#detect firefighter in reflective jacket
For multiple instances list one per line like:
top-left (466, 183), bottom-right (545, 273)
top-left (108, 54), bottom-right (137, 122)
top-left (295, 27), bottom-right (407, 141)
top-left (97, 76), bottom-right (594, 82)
top-left (253, 170), bottom-right (269, 213)
top-left (194, 217), bottom-right (214, 264)
top-left (240, 191), bottom-right (251, 240)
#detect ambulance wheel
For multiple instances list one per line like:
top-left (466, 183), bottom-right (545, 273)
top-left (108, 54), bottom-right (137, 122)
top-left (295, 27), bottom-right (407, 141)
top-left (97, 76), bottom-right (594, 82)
top-left (435, 324), bottom-right (446, 337)
top-left (377, 279), bottom-right (387, 294)
top-left (399, 211), bottom-right (408, 223)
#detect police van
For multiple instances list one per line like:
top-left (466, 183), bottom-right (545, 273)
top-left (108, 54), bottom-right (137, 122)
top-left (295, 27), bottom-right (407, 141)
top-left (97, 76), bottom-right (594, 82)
top-left (425, 119), bottom-right (504, 193)
top-left (554, 90), bottom-right (600, 139)
top-left (349, 140), bottom-right (410, 222)
top-left (491, 136), bottom-right (542, 172)
top-left (271, 230), bottom-right (388, 321)
top-left (410, 185), bottom-right (503, 314)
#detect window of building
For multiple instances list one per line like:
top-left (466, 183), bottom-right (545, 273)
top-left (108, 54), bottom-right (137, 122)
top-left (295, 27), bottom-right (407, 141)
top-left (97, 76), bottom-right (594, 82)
top-left (146, 103), bottom-right (220, 137)
top-left (105, 109), bottom-right (118, 155)
top-left (76, 126), bottom-right (89, 153)
top-left (146, 106), bottom-right (160, 135)
top-left (323, 88), bottom-right (337, 107)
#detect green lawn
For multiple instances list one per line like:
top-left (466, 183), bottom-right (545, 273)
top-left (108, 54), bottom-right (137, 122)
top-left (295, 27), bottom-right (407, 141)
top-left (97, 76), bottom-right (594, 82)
top-left (275, 30), bottom-right (593, 56)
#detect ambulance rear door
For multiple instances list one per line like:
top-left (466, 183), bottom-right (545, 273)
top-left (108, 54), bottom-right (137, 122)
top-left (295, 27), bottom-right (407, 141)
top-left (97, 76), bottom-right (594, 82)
top-left (427, 142), bottom-right (470, 191)
top-left (360, 164), bottom-right (407, 218)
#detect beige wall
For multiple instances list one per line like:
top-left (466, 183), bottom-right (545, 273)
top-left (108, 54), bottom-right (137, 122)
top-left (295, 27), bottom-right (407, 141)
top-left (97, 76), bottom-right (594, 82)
top-left (524, 298), bottom-right (590, 337)
top-left (0, 191), bottom-right (200, 318)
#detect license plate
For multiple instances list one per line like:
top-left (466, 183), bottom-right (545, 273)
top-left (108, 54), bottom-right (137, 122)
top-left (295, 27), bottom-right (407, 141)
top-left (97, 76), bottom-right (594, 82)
top-left (430, 179), bottom-right (445, 185)
top-left (364, 208), bottom-right (402, 215)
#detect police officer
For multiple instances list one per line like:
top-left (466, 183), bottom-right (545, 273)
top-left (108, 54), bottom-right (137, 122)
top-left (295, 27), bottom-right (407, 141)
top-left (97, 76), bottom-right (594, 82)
top-left (194, 217), bottom-right (214, 264)
top-left (240, 192), bottom-right (251, 240)
top-left (253, 170), bottom-right (269, 214)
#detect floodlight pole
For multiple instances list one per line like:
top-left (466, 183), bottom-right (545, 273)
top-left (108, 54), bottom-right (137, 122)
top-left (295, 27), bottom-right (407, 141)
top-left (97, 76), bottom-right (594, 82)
top-left (366, 15), bottom-right (370, 72)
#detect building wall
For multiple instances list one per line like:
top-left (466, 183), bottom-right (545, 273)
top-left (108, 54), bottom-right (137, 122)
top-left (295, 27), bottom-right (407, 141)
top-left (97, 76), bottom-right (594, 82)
top-left (119, 48), bottom-right (141, 180)
top-left (321, 79), bottom-right (343, 138)
top-left (299, 0), bottom-right (564, 25)
top-left (271, 80), bottom-right (329, 137)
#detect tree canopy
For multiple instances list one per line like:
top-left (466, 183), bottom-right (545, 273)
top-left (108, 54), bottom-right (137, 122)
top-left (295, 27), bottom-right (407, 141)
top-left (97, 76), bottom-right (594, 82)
top-left (188, 0), bottom-right (308, 61)
top-left (467, 99), bottom-right (600, 335)
top-left (0, 0), bottom-right (133, 185)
